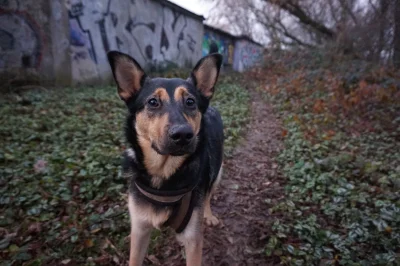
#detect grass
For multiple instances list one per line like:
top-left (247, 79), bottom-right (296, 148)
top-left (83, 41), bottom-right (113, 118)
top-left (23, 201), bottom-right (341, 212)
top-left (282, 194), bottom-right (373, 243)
top-left (0, 75), bottom-right (249, 265)
top-left (255, 50), bottom-right (400, 265)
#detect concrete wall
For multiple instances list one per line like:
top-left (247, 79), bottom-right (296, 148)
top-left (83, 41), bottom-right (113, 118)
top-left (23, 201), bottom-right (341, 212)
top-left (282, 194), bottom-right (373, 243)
top-left (202, 27), bottom-right (234, 66)
top-left (67, 0), bottom-right (204, 85)
top-left (233, 39), bottom-right (264, 72)
top-left (203, 27), bottom-right (265, 72)
top-left (0, 0), bottom-right (264, 86)
top-left (51, 0), bottom-right (73, 85)
top-left (0, 0), bottom-right (59, 85)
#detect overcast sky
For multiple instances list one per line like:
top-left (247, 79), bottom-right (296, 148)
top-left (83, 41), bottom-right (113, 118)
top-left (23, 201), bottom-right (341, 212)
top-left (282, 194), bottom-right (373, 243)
top-left (168, 0), bottom-right (213, 17)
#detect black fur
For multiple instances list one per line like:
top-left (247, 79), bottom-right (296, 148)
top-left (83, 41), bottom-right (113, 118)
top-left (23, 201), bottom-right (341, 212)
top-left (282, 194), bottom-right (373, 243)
top-left (109, 51), bottom-right (223, 215)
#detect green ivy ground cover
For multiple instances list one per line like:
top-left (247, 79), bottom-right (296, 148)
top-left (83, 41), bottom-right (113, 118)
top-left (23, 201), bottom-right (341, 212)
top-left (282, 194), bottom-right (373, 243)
top-left (260, 53), bottom-right (400, 265)
top-left (0, 80), bottom-right (249, 265)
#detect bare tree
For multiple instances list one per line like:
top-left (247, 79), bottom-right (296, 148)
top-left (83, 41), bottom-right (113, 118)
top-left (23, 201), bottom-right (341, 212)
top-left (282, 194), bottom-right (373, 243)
top-left (204, 0), bottom-right (396, 64)
top-left (394, 0), bottom-right (400, 67)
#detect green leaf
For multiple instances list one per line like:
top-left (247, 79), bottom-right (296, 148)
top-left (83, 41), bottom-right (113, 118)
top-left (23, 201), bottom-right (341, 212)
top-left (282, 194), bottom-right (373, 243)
top-left (287, 244), bottom-right (295, 254)
top-left (15, 252), bottom-right (32, 261)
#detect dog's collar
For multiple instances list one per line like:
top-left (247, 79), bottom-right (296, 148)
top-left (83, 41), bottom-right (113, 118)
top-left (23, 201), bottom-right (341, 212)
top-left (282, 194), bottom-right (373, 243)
top-left (134, 180), bottom-right (188, 204)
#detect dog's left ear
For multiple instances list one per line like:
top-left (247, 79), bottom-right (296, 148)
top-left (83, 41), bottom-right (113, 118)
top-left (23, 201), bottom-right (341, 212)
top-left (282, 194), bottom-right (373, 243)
top-left (190, 53), bottom-right (223, 99)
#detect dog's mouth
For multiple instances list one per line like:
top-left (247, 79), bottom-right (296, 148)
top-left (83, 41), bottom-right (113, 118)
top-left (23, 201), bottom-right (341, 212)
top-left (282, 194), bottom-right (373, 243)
top-left (151, 141), bottom-right (197, 156)
top-left (169, 150), bottom-right (188, 156)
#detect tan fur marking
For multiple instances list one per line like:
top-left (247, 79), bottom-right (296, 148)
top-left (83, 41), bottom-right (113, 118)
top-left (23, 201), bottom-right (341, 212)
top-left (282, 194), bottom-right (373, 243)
top-left (128, 194), bottom-right (152, 266)
top-left (154, 88), bottom-right (170, 103)
top-left (204, 166), bottom-right (222, 226)
top-left (128, 194), bottom-right (171, 229)
top-left (184, 112), bottom-right (202, 135)
top-left (174, 86), bottom-right (189, 102)
top-left (135, 110), bottom-right (187, 184)
top-left (176, 210), bottom-right (204, 266)
top-left (204, 194), bottom-right (219, 226)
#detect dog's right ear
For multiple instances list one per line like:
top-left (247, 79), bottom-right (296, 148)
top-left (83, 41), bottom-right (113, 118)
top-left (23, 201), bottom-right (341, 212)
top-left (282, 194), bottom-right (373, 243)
top-left (107, 51), bottom-right (146, 101)
top-left (190, 53), bottom-right (223, 99)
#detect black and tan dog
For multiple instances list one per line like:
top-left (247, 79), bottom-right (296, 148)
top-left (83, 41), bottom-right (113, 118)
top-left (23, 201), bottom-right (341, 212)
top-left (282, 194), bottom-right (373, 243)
top-left (107, 51), bottom-right (224, 266)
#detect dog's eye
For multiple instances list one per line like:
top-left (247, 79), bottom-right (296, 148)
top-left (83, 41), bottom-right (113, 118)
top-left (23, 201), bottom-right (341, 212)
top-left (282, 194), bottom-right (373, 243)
top-left (148, 98), bottom-right (159, 108)
top-left (186, 98), bottom-right (195, 107)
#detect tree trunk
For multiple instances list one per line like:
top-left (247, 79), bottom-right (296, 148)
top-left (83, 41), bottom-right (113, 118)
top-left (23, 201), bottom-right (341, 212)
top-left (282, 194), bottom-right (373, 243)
top-left (373, 0), bottom-right (389, 62)
top-left (394, 0), bottom-right (400, 67)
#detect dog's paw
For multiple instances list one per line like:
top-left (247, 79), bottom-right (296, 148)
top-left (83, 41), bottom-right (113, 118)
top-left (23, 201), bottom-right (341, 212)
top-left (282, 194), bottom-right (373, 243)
top-left (204, 214), bottom-right (219, 226)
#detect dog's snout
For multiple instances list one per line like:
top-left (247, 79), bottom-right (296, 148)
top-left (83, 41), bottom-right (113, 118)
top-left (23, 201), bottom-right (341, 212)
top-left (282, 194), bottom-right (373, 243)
top-left (169, 125), bottom-right (194, 145)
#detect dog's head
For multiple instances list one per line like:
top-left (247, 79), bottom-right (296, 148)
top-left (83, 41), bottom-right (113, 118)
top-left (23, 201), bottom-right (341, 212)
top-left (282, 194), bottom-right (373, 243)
top-left (108, 51), bottom-right (222, 157)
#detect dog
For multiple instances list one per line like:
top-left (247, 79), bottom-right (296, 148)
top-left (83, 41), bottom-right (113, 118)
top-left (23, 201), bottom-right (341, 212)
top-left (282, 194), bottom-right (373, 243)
top-left (107, 51), bottom-right (224, 266)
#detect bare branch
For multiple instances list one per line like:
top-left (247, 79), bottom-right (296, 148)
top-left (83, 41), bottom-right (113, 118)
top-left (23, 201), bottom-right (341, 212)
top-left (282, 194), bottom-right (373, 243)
top-left (338, 0), bottom-right (359, 25)
top-left (271, 0), bottom-right (336, 39)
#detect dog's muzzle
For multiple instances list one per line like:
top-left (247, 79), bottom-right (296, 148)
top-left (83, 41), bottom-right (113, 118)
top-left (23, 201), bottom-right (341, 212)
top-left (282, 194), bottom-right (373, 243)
top-left (154, 124), bottom-right (197, 156)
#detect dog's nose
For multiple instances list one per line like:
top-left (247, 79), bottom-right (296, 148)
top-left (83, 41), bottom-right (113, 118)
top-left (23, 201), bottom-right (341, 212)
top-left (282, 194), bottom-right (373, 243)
top-left (169, 125), bottom-right (194, 145)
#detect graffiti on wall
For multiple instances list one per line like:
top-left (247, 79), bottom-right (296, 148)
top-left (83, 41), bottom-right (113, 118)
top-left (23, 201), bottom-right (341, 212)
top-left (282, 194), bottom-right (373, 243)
top-left (0, 8), bottom-right (44, 69)
top-left (202, 30), bottom-right (234, 65)
top-left (124, 6), bottom-right (192, 66)
top-left (67, 0), bottom-right (100, 82)
top-left (239, 41), bottom-right (263, 70)
top-left (66, 0), bottom-right (202, 82)
top-left (159, 9), bottom-right (189, 64)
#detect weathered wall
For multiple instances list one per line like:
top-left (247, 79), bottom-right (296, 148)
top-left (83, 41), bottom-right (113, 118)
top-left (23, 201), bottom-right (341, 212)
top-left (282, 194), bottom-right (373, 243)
top-left (0, 0), bottom-right (70, 86)
top-left (50, 0), bottom-right (72, 86)
top-left (0, 0), bottom-right (48, 84)
top-left (202, 27), bottom-right (234, 65)
top-left (67, 0), bottom-right (204, 85)
top-left (0, 0), bottom-right (264, 87)
top-left (233, 39), bottom-right (264, 72)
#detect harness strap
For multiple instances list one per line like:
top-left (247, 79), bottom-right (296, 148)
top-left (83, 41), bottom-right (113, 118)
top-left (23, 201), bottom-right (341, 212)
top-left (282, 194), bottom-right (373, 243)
top-left (135, 183), bottom-right (185, 204)
top-left (135, 177), bottom-right (195, 196)
top-left (163, 191), bottom-right (194, 233)
top-left (134, 181), bottom-right (195, 233)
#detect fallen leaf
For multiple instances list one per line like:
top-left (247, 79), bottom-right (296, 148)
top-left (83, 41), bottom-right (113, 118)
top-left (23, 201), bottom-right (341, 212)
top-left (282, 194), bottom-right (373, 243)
top-left (34, 159), bottom-right (48, 174)
top-left (313, 99), bottom-right (325, 113)
top-left (61, 259), bottom-right (72, 265)
top-left (84, 239), bottom-right (94, 248)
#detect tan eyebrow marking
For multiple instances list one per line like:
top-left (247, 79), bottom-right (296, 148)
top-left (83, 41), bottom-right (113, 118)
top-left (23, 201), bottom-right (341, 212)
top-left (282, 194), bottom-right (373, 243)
top-left (174, 86), bottom-right (189, 102)
top-left (154, 88), bottom-right (170, 103)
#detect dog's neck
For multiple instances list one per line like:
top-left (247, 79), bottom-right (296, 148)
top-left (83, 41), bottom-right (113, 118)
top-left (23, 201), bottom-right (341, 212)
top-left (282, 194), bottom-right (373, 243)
top-left (136, 135), bottom-right (188, 188)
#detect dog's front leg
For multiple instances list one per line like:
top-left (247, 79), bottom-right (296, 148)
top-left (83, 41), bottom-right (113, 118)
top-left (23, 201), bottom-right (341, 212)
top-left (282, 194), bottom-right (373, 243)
top-left (128, 195), bottom-right (152, 266)
top-left (184, 235), bottom-right (203, 266)
top-left (129, 225), bottom-right (151, 266)
top-left (177, 210), bottom-right (204, 266)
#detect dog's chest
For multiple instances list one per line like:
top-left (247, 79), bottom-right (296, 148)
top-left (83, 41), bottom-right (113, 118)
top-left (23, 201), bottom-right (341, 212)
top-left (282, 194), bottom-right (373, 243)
top-left (128, 194), bottom-right (172, 229)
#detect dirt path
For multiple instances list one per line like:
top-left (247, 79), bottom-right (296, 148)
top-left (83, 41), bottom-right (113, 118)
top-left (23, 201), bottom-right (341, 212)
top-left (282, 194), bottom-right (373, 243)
top-left (149, 89), bottom-right (284, 266)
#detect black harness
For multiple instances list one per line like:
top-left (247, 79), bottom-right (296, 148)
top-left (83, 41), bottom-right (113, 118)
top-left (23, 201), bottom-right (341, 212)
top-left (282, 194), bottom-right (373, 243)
top-left (125, 150), bottom-right (199, 233)
top-left (134, 178), bottom-right (198, 233)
